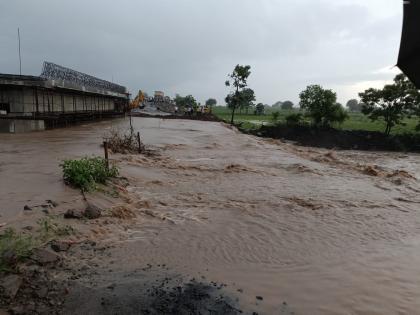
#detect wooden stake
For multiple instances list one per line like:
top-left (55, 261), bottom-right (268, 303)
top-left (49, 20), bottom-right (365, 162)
top-left (103, 141), bottom-right (109, 170)
top-left (137, 132), bottom-right (142, 153)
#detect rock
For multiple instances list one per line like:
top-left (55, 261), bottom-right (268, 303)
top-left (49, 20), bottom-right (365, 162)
top-left (46, 199), bottom-right (58, 207)
top-left (23, 205), bottom-right (31, 211)
top-left (36, 286), bottom-right (49, 299)
top-left (8, 305), bottom-right (25, 315)
top-left (0, 274), bottom-right (22, 299)
top-left (50, 241), bottom-right (71, 252)
top-left (64, 209), bottom-right (84, 219)
top-left (84, 204), bottom-right (101, 219)
top-left (1, 249), bottom-right (17, 267)
top-left (31, 248), bottom-right (61, 265)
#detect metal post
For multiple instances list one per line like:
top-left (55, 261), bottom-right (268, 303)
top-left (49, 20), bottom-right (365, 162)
top-left (103, 141), bottom-right (109, 170)
top-left (18, 28), bottom-right (22, 75)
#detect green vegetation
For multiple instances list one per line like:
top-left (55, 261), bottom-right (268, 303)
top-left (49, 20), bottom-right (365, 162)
top-left (225, 64), bottom-right (255, 125)
top-left (212, 106), bottom-right (419, 134)
top-left (359, 74), bottom-right (420, 135)
top-left (285, 113), bottom-right (304, 126)
top-left (175, 94), bottom-right (198, 110)
top-left (299, 85), bottom-right (348, 127)
top-left (0, 228), bottom-right (34, 272)
top-left (38, 217), bottom-right (75, 242)
top-left (61, 157), bottom-right (118, 192)
top-left (0, 218), bottom-right (76, 272)
top-left (205, 98), bottom-right (217, 107)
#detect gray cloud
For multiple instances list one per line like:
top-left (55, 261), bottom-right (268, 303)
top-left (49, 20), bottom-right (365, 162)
top-left (0, 0), bottom-right (402, 105)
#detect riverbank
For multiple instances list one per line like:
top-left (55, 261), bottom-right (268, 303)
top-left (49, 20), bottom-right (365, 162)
top-left (243, 123), bottom-right (420, 152)
top-left (1, 117), bottom-right (420, 314)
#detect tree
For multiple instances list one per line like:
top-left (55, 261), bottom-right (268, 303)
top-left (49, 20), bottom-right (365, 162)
top-left (255, 103), bottom-right (265, 115)
top-left (174, 94), bottom-right (197, 110)
top-left (272, 101), bottom-right (283, 108)
top-left (272, 111), bottom-right (280, 123)
top-left (281, 101), bottom-right (294, 110)
top-left (225, 65), bottom-right (253, 125)
top-left (359, 74), bottom-right (419, 135)
top-left (205, 98), bottom-right (217, 107)
top-left (299, 85), bottom-right (348, 127)
top-left (346, 99), bottom-right (362, 112)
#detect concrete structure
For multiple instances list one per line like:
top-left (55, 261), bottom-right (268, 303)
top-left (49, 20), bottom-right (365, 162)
top-left (0, 62), bottom-right (129, 132)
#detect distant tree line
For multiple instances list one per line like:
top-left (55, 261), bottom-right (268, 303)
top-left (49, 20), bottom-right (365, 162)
top-left (219, 64), bottom-right (420, 135)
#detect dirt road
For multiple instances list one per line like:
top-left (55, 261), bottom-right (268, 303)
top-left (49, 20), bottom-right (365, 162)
top-left (1, 117), bottom-right (420, 314)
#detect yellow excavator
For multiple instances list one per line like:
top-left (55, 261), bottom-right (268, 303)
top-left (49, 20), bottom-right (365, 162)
top-left (129, 90), bottom-right (145, 110)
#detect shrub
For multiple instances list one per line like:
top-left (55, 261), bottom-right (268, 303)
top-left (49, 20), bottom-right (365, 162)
top-left (0, 228), bottom-right (34, 272)
top-left (285, 113), bottom-right (304, 126)
top-left (61, 157), bottom-right (118, 191)
top-left (106, 128), bottom-right (145, 154)
top-left (271, 111), bottom-right (280, 123)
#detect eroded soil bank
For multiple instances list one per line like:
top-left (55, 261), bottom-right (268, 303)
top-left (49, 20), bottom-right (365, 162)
top-left (1, 117), bottom-right (420, 314)
top-left (250, 124), bottom-right (420, 152)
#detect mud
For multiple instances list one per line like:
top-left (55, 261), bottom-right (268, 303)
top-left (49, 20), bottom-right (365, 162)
top-left (1, 117), bottom-right (420, 314)
top-left (253, 124), bottom-right (420, 152)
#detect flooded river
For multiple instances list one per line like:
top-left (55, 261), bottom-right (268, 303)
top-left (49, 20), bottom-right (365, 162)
top-left (1, 117), bottom-right (420, 314)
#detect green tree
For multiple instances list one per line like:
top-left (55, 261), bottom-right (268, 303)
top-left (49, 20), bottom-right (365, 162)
top-left (346, 99), bottom-right (362, 112)
top-left (272, 101), bottom-right (283, 108)
top-left (205, 98), bottom-right (217, 107)
top-left (359, 74), bottom-right (419, 135)
top-left (240, 88), bottom-right (256, 114)
top-left (281, 101), bottom-right (294, 110)
top-left (271, 111), bottom-right (280, 123)
top-left (255, 103), bottom-right (265, 115)
top-left (299, 85), bottom-right (348, 127)
top-left (225, 65), bottom-right (253, 125)
top-left (175, 94), bottom-right (197, 111)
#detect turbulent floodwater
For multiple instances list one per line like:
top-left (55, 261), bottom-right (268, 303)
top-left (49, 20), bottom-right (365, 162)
top-left (1, 117), bottom-right (420, 314)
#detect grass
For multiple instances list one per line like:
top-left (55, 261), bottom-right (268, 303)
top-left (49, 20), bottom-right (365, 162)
top-left (61, 156), bottom-right (119, 192)
top-left (0, 229), bottom-right (34, 272)
top-left (37, 217), bottom-right (75, 242)
top-left (212, 106), bottom-right (420, 135)
top-left (0, 218), bottom-right (76, 272)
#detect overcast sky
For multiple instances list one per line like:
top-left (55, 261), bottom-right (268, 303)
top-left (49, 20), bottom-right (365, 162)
top-left (0, 0), bottom-right (403, 105)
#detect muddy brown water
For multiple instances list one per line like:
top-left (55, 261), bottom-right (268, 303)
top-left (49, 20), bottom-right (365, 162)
top-left (1, 117), bottom-right (420, 314)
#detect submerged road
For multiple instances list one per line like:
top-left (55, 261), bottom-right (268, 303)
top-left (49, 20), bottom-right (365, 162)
top-left (1, 117), bottom-right (420, 314)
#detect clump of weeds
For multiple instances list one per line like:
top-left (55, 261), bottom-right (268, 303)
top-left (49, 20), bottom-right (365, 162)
top-left (61, 156), bottom-right (118, 192)
top-left (0, 228), bottom-right (34, 272)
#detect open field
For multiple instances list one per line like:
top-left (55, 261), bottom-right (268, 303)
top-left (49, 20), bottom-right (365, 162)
top-left (212, 106), bottom-right (420, 135)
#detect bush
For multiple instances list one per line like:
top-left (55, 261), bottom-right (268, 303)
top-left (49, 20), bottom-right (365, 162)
top-left (285, 113), bottom-right (304, 126)
top-left (61, 157), bottom-right (118, 191)
top-left (0, 228), bottom-right (34, 272)
top-left (271, 111), bottom-right (280, 123)
top-left (106, 128), bottom-right (145, 154)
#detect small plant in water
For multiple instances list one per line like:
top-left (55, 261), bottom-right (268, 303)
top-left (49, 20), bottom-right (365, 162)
top-left (0, 228), bottom-right (34, 272)
top-left (61, 156), bottom-right (118, 191)
top-left (105, 128), bottom-right (145, 154)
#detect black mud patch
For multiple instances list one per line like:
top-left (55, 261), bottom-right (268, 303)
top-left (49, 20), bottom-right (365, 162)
top-left (249, 124), bottom-right (420, 152)
top-left (131, 112), bottom-right (222, 122)
top-left (64, 276), bottom-right (241, 315)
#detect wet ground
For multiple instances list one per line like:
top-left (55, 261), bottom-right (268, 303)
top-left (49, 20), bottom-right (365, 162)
top-left (1, 117), bottom-right (420, 314)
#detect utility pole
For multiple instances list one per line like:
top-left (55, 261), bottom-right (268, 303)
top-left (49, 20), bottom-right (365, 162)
top-left (18, 28), bottom-right (22, 75)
